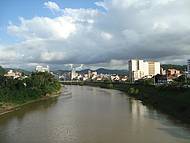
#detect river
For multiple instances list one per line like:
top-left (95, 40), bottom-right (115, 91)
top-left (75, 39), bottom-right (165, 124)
top-left (0, 85), bottom-right (190, 143)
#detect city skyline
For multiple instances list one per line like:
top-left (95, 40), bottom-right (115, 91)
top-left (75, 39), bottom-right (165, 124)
top-left (0, 0), bottom-right (190, 70)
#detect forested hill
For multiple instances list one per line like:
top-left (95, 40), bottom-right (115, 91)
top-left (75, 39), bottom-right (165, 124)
top-left (161, 64), bottom-right (187, 72)
top-left (0, 66), bottom-right (5, 75)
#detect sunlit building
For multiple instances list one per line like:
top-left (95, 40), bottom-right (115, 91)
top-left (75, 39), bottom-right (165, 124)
top-left (129, 59), bottom-right (160, 82)
top-left (148, 61), bottom-right (160, 76)
top-left (4, 70), bottom-right (22, 79)
top-left (35, 65), bottom-right (50, 73)
top-left (71, 69), bottom-right (78, 80)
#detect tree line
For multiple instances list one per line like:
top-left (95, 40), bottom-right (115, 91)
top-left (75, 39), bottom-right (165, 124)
top-left (0, 72), bottom-right (61, 104)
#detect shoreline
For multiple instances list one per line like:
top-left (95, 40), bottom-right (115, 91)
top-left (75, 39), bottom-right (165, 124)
top-left (0, 87), bottom-right (63, 117)
top-left (63, 82), bottom-right (190, 124)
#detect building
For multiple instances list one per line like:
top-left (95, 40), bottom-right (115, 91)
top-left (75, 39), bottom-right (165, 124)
top-left (35, 65), bottom-right (50, 73)
top-left (128, 60), bottom-right (148, 82)
top-left (160, 67), bottom-right (166, 75)
top-left (4, 70), bottom-right (22, 79)
top-left (129, 59), bottom-right (160, 82)
top-left (148, 61), bottom-right (160, 76)
top-left (167, 69), bottom-right (181, 78)
top-left (155, 74), bottom-right (168, 85)
top-left (71, 69), bottom-right (78, 80)
top-left (188, 59), bottom-right (190, 78)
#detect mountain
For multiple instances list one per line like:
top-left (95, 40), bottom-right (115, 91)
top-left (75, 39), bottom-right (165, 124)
top-left (53, 70), bottom-right (71, 75)
top-left (0, 66), bottom-right (6, 75)
top-left (53, 68), bottom-right (128, 75)
top-left (5, 68), bottom-right (31, 75)
top-left (95, 68), bottom-right (128, 75)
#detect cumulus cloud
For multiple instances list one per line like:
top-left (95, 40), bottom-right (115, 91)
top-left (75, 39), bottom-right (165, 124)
top-left (44, 1), bottom-right (60, 12)
top-left (2, 0), bottom-right (190, 69)
top-left (7, 16), bottom-right (76, 40)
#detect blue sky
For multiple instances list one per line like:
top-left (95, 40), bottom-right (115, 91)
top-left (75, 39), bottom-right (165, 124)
top-left (0, 0), bottom-right (99, 44)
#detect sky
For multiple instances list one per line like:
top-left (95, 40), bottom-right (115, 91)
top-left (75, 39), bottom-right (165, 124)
top-left (0, 0), bottom-right (190, 70)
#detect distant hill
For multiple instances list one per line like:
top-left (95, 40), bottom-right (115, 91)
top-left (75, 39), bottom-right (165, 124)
top-left (53, 68), bottom-right (128, 75)
top-left (95, 68), bottom-right (128, 75)
top-left (53, 70), bottom-right (71, 75)
top-left (5, 68), bottom-right (31, 75)
top-left (0, 66), bottom-right (6, 75)
top-left (161, 64), bottom-right (187, 72)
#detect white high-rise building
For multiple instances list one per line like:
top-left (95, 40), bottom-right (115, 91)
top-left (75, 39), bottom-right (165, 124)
top-left (128, 59), bottom-right (160, 82)
top-left (35, 65), bottom-right (50, 73)
top-left (71, 69), bottom-right (78, 80)
top-left (187, 59), bottom-right (190, 78)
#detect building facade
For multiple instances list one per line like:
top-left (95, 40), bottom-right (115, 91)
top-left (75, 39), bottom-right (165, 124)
top-left (187, 59), bottom-right (190, 78)
top-left (35, 65), bottom-right (50, 73)
top-left (167, 69), bottom-right (181, 78)
top-left (148, 61), bottom-right (160, 76)
top-left (71, 69), bottom-right (78, 80)
top-left (129, 59), bottom-right (160, 82)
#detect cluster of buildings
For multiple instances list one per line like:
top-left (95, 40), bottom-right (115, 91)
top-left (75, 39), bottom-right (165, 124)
top-left (128, 59), bottom-right (160, 82)
top-left (2, 65), bottom-right (50, 80)
top-left (59, 68), bottom-right (128, 82)
top-left (4, 70), bottom-right (23, 79)
top-left (33, 60), bottom-right (190, 84)
top-left (128, 59), bottom-right (185, 84)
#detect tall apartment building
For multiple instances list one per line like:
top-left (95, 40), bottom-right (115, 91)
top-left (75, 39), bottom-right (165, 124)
top-left (129, 59), bottom-right (160, 82)
top-left (35, 65), bottom-right (50, 73)
top-left (148, 61), bottom-right (160, 76)
top-left (187, 59), bottom-right (190, 78)
top-left (71, 68), bottom-right (78, 80)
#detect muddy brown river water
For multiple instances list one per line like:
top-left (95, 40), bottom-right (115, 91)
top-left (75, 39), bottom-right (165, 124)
top-left (0, 85), bottom-right (190, 143)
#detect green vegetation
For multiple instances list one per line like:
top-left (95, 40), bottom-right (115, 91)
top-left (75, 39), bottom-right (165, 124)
top-left (161, 64), bottom-right (186, 72)
top-left (0, 72), bottom-right (61, 105)
top-left (0, 66), bottom-right (6, 76)
top-left (173, 75), bottom-right (190, 85)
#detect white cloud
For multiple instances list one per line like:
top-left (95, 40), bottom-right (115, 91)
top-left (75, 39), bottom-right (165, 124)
top-left (7, 16), bottom-right (76, 40)
top-left (101, 32), bottom-right (113, 40)
top-left (44, 1), bottom-right (60, 12)
top-left (153, 22), bottom-right (169, 32)
top-left (95, 1), bottom-right (108, 10)
top-left (2, 0), bottom-right (190, 69)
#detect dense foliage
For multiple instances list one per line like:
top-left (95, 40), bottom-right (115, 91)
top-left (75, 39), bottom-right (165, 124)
top-left (161, 64), bottom-right (187, 72)
top-left (0, 72), bottom-right (61, 104)
top-left (0, 66), bottom-right (6, 76)
top-left (173, 75), bottom-right (190, 84)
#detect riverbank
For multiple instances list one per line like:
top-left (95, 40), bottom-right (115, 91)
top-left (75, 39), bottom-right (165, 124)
top-left (65, 81), bottom-right (190, 124)
top-left (0, 87), bottom-right (63, 117)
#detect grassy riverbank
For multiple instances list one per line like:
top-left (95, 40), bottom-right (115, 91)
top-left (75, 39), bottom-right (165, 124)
top-left (0, 72), bottom-right (62, 115)
top-left (0, 88), bottom-right (62, 116)
top-left (67, 81), bottom-right (190, 124)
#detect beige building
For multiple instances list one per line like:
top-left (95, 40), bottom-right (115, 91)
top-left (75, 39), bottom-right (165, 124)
top-left (129, 59), bottom-right (160, 82)
top-left (4, 70), bottom-right (22, 79)
top-left (148, 61), bottom-right (160, 76)
top-left (167, 69), bottom-right (181, 78)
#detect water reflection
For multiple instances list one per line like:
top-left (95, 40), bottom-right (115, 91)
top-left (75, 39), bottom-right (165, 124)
top-left (128, 93), bottom-right (190, 141)
top-left (0, 85), bottom-right (189, 143)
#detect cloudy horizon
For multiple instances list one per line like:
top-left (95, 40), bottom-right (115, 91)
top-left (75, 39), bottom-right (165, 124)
top-left (0, 0), bottom-right (190, 70)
